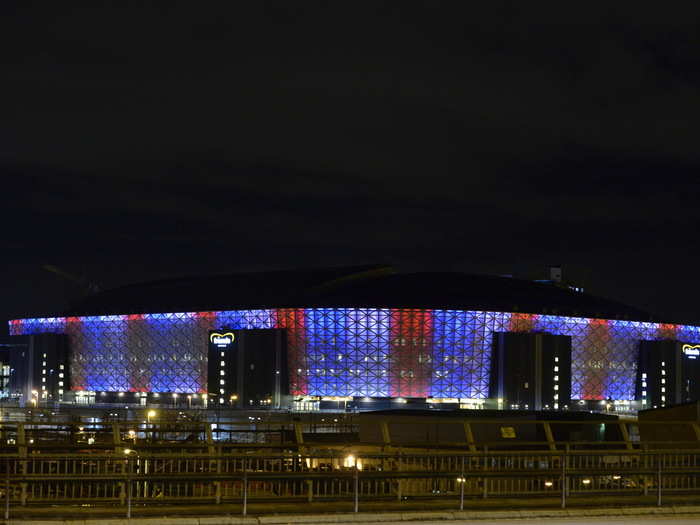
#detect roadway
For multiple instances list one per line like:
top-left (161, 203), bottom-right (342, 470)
top-left (394, 515), bottom-right (700, 525)
top-left (11, 514), bottom-right (700, 524)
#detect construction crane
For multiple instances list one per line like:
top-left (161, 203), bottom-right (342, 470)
top-left (42, 264), bottom-right (101, 295)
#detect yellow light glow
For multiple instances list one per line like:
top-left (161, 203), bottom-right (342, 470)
top-left (210, 332), bottom-right (235, 343)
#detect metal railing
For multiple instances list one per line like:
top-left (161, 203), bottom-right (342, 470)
top-left (2, 448), bottom-right (700, 518)
top-left (0, 417), bottom-right (699, 518)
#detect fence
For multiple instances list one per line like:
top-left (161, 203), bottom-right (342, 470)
top-left (0, 417), bottom-right (699, 518)
top-left (2, 448), bottom-right (700, 518)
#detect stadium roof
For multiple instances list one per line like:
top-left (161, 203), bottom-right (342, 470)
top-left (63, 265), bottom-right (656, 322)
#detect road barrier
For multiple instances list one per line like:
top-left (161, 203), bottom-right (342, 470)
top-left (0, 416), bottom-right (697, 518)
top-left (2, 448), bottom-right (700, 518)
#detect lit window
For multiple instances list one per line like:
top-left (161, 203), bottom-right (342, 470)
top-left (58, 381), bottom-right (63, 387)
top-left (42, 369), bottom-right (46, 375)
top-left (220, 352), bottom-right (225, 357)
top-left (41, 378), bottom-right (46, 383)
top-left (59, 365), bottom-right (64, 370)
top-left (219, 388), bottom-right (224, 394)
top-left (642, 391), bottom-right (647, 396)
top-left (219, 379), bottom-right (225, 385)
top-left (554, 376), bottom-right (559, 382)
top-left (661, 370), bottom-right (666, 375)
top-left (42, 362), bottom-right (46, 367)
top-left (554, 366), bottom-right (559, 372)
top-left (661, 395), bottom-right (666, 402)
top-left (58, 373), bottom-right (64, 378)
top-left (554, 357), bottom-right (559, 362)
top-left (661, 387), bottom-right (665, 393)
top-left (553, 394), bottom-right (559, 400)
top-left (220, 370), bottom-right (225, 376)
top-left (220, 361), bottom-right (225, 367)
top-left (554, 385), bottom-right (559, 390)
top-left (641, 373), bottom-right (647, 379)
top-left (661, 378), bottom-right (665, 384)
top-left (58, 389), bottom-right (63, 395)
top-left (642, 382), bottom-right (646, 387)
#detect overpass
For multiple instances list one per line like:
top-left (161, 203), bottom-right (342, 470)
top-left (0, 409), bottom-right (696, 520)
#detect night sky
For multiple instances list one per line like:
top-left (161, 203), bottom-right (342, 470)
top-left (3, 3), bottom-right (700, 336)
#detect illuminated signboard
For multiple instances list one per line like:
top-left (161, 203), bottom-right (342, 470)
top-left (209, 331), bottom-right (235, 349)
top-left (683, 344), bottom-right (700, 359)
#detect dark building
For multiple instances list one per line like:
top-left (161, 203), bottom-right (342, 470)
top-left (637, 341), bottom-right (700, 409)
top-left (490, 332), bottom-right (572, 411)
top-left (8, 334), bottom-right (69, 405)
top-left (0, 347), bottom-right (13, 400)
top-left (207, 329), bottom-right (288, 408)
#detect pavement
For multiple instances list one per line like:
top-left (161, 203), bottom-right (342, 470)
top-left (5, 509), bottom-right (700, 524)
top-left (6, 495), bottom-right (700, 524)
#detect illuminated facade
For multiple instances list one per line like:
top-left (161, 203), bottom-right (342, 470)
top-left (9, 309), bottom-right (700, 403)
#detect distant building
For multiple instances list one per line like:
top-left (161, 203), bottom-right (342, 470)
top-left (8, 265), bottom-right (700, 411)
top-left (637, 341), bottom-right (700, 409)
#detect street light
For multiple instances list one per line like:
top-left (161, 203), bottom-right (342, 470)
top-left (147, 410), bottom-right (156, 423)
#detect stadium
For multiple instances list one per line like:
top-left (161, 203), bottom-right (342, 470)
top-left (7, 265), bottom-right (700, 412)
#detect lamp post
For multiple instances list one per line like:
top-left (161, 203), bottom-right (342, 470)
top-left (123, 448), bottom-right (135, 519)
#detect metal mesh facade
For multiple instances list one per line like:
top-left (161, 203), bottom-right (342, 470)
top-left (9, 309), bottom-right (700, 400)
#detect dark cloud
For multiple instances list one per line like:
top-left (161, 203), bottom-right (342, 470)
top-left (2, 2), bottom-right (700, 332)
